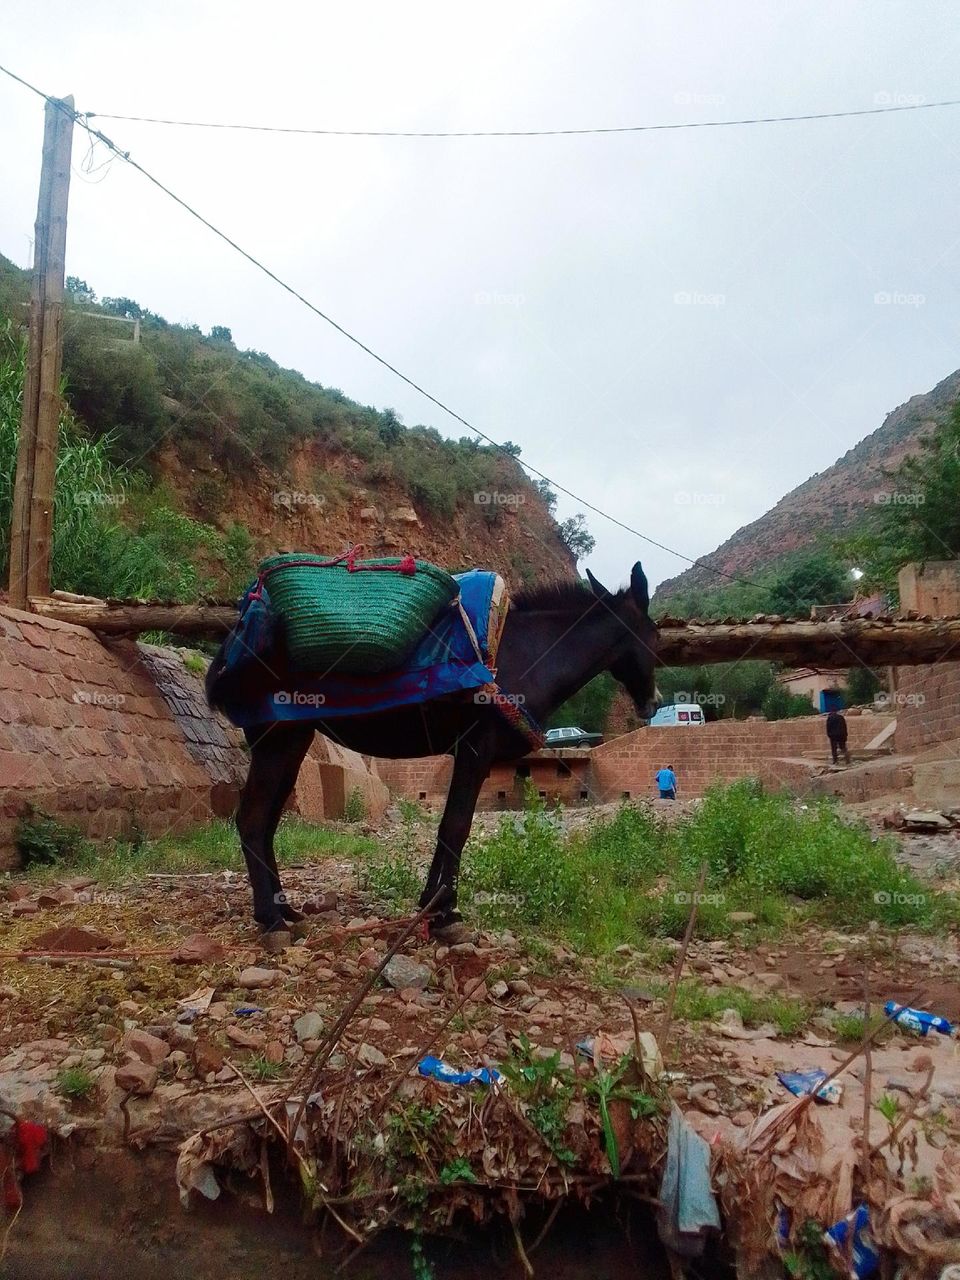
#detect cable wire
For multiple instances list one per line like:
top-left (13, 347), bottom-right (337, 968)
top-left (0, 62), bottom-right (785, 591)
top-left (82, 97), bottom-right (960, 138)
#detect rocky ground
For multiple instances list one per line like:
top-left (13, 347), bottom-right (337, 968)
top-left (2, 806), bottom-right (960, 1276)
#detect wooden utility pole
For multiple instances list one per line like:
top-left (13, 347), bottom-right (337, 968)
top-left (9, 95), bottom-right (74, 608)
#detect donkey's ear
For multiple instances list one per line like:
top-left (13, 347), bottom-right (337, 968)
top-left (585, 568), bottom-right (611, 600)
top-left (630, 562), bottom-right (650, 614)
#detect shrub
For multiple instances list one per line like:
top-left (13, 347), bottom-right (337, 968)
top-left (16, 809), bottom-right (88, 869)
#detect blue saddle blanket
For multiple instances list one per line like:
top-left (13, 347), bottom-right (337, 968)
top-left (221, 569), bottom-right (500, 728)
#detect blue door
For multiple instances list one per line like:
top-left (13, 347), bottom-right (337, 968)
top-left (820, 689), bottom-right (844, 713)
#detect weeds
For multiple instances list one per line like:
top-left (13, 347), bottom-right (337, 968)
top-left (658, 980), bottom-right (812, 1035)
top-left (500, 1036), bottom-right (576, 1165)
top-left (15, 809), bottom-right (90, 870)
top-left (57, 1066), bottom-right (96, 1100)
top-left (245, 1055), bottom-right (285, 1082)
top-left (344, 787), bottom-right (367, 823)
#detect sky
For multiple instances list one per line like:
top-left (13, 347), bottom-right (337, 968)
top-left (2, 1), bottom-right (959, 594)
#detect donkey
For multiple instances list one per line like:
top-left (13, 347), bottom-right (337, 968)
top-left (206, 562), bottom-right (658, 938)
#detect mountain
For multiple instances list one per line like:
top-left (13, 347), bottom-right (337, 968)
top-left (654, 367), bottom-right (960, 603)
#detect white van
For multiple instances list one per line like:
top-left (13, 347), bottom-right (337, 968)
top-left (649, 703), bottom-right (704, 727)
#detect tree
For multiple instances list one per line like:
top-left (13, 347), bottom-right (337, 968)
top-left (761, 683), bottom-right (816, 720)
top-left (66, 277), bottom-right (96, 304)
top-left (846, 665), bottom-right (883, 705)
top-left (101, 296), bottom-right (144, 320)
top-left (378, 408), bottom-right (403, 445)
top-left (558, 514), bottom-right (595, 560)
top-left (536, 477), bottom-right (558, 514)
top-left (209, 325), bottom-right (233, 343)
top-left (500, 440), bottom-right (522, 457)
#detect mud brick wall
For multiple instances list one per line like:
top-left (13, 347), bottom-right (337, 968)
top-left (0, 606), bottom-right (215, 868)
top-left (590, 714), bottom-right (894, 801)
top-left (894, 662), bottom-right (960, 757)
top-left (377, 713), bottom-right (895, 809)
top-left (0, 605), bottom-right (390, 868)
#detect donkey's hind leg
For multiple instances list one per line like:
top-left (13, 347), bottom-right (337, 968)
top-left (239, 724), bottom-right (314, 932)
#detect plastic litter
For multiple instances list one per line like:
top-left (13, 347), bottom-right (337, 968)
top-left (777, 1068), bottom-right (843, 1104)
top-left (576, 1030), bottom-right (663, 1078)
top-left (824, 1203), bottom-right (879, 1279)
top-left (884, 1001), bottom-right (954, 1037)
top-left (417, 1055), bottom-right (500, 1086)
top-left (234, 1005), bottom-right (264, 1018)
top-left (656, 1103), bottom-right (721, 1258)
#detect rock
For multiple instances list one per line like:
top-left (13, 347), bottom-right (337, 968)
top-left (264, 1040), bottom-right (285, 1064)
top-left (727, 911), bottom-right (756, 924)
top-left (687, 1081), bottom-right (718, 1102)
top-left (168, 1024), bottom-right (196, 1050)
top-left (752, 972), bottom-right (785, 991)
top-left (0, 984), bottom-right (16, 1000)
top-left (358, 1043), bottom-right (388, 1068)
top-left (31, 925), bottom-right (115, 952)
top-left (383, 955), bottom-right (432, 992)
top-left (507, 979), bottom-right (532, 997)
top-left (123, 1029), bottom-right (170, 1066)
top-left (5, 884), bottom-right (35, 902)
top-left (489, 980), bottom-right (509, 1001)
top-left (302, 891), bottom-right (338, 915)
top-left (37, 886), bottom-right (77, 908)
top-left (11, 901), bottom-right (40, 916)
top-left (732, 1110), bottom-right (754, 1127)
top-left (357, 948), bottom-right (381, 970)
top-left (293, 1012), bottom-right (325, 1043)
top-left (903, 810), bottom-right (953, 831)
top-left (226, 1026), bottom-right (264, 1050)
top-left (173, 934), bottom-right (226, 964)
top-left (239, 967), bottom-right (280, 990)
top-left (519, 995), bottom-right (539, 1013)
top-left (302, 1039), bottom-right (323, 1054)
top-left (115, 1061), bottom-right (158, 1095)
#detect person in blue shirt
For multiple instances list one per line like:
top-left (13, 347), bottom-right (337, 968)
top-left (655, 765), bottom-right (677, 799)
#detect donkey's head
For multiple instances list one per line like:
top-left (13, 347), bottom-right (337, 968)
top-left (586, 562), bottom-right (659, 720)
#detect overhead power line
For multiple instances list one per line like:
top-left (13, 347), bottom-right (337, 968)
top-left (0, 62), bottom-right (779, 591)
top-left (82, 97), bottom-right (960, 138)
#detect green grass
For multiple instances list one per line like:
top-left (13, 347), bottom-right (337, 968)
top-left (361, 780), bottom-right (956, 955)
top-left (21, 815), bottom-right (378, 884)
top-left (657, 979), bottom-right (813, 1036)
top-left (57, 1066), bottom-right (96, 1100)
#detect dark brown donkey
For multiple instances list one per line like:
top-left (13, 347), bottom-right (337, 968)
top-left (206, 563), bottom-right (658, 936)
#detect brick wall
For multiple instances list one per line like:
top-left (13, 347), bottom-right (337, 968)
top-left (894, 661), bottom-right (960, 757)
top-left (0, 606), bottom-right (215, 867)
top-left (898, 561), bottom-right (960, 616)
top-left (0, 605), bottom-right (390, 867)
top-left (590, 713), bottom-right (893, 801)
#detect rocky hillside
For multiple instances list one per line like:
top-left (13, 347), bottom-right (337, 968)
top-left (655, 367), bottom-right (960, 602)
top-left (0, 253), bottom-right (575, 590)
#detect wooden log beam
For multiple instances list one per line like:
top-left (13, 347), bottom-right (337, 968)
top-left (654, 616), bottom-right (960, 668)
top-left (24, 597), bottom-right (960, 666)
top-left (28, 597), bottom-right (237, 638)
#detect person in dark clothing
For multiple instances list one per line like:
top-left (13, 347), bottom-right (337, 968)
top-left (826, 710), bottom-right (850, 765)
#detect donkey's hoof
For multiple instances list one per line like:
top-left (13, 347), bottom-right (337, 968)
top-left (261, 929), bottom-right (292, 954)
top-left (430, 920), bottom-right (478, 945)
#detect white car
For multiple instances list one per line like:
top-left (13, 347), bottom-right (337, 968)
top-left (649, 703), bottom-right (704, 727)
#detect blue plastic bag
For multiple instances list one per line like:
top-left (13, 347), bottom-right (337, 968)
top-left (417, 1056), bottom-right (500, 1086)
top-left (824, 1204), bottom-right (878, 1279)
top-left (777, 1068), bottom-right (842, 1104)
top-left (884, 1001), bottom-right (953, 1037)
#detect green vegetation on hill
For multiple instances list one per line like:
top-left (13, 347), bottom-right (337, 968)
top-left (0, 323), bottom-right (256, 600)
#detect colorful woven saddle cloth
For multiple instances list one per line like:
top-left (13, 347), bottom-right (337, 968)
top-left (221, 568), bottom-right (512, 728)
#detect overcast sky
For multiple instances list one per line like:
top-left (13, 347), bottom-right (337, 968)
top-left (3, 2), bottom-right (959, 592)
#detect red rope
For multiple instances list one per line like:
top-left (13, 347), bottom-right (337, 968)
top-left (257, 545), bottom-right (418, 584)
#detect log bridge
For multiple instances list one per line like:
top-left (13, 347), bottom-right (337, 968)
top-left (25, 595), bottom-right (960, 667)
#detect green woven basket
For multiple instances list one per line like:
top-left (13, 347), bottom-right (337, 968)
top-left (260, 551), bottom-right (459, 674)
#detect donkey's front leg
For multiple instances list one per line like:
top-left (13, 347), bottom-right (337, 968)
top-left (420, 732), bottom-right (494, 932)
